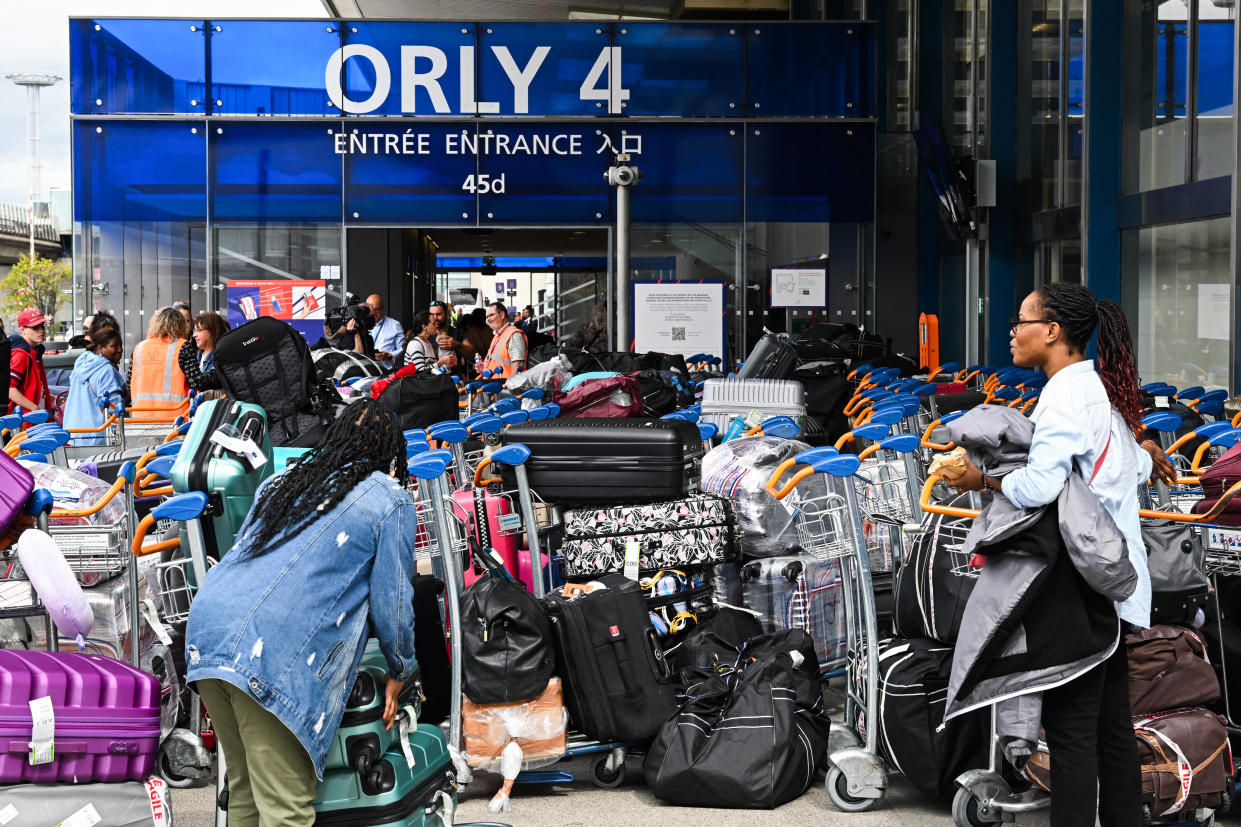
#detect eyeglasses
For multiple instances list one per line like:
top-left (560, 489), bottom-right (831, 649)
top-left (1009, 317), bottom-right (1054, 335)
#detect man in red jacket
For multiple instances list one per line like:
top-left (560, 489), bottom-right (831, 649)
top-left (8, 307), bottom-right (51, 413)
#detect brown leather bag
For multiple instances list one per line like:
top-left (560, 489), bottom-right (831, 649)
top-left (1134, 708), bottom-right (1231, 817)
top-left (1126, 625), bottom-right (1220, 715)
top-left (1025, 708), bottom-right (1230, 819)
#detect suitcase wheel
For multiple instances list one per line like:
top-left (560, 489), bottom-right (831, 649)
top-left (781, 561), bottom-right (805, 582)
top-left (348, 673), bottom-right (377, 708)
top-left (363, 758), bottom-right (397, 796)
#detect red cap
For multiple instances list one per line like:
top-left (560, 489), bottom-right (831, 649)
top-left (16, 308), bottom-right (46, 328)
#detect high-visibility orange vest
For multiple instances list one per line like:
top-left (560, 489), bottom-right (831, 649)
top-left (130, 337), bottom-right (189, 420)
top-left (483, 324), bottom-right (526, 379)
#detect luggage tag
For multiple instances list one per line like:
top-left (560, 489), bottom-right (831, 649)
top-left (624, 541), bottom-right (640, 581)
top-left (398, 703), bottom-right (419, 769)
top-left (209, 425), bottom-right (267, 472)
top-left (27, 696), bottom-right (54, 766)
top-left (0, 804), bottom-right (18, 825)
top-left (142, 599), bottom-right (174, 646)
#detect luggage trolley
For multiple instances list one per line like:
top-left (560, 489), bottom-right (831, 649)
top-left (763, 451), bottom-right (888, 812)
top-left (455, 443), bottom-right (637, 789)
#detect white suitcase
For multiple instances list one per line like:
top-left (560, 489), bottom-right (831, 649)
top-left (700, 377), bottom-right (807, 434)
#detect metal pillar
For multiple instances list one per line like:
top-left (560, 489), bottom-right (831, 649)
top-left (6, 73), bottom-right (59, 262)
top-left (1230, 3), bottom-right (1241, 393)
top-left (606, 154), bottom-right (641, 352)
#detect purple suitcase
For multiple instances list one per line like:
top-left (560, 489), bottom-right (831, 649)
top-left (0, 650), bottom-right (162, 783)
top-left (0, 450), bottom-right (34, 538)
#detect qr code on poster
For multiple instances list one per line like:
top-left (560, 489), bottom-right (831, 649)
top-left (671, 327), bottom-right (686, 342)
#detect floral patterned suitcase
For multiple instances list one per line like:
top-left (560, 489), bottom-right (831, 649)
top-left (559, 494), bottom-right (737, 578)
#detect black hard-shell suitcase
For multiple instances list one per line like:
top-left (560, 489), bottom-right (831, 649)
top-left (873, 638), bottom-right (989, 799)
top-left (501, 418), bottom-right (704, 504)
top-left (736, 333), bottom-right (799, 381)
top-left (542, 574), bottom-right (678, 742)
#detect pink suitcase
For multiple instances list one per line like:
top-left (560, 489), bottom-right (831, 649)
top-left (450, 488), bottom-right (538, 591)
top-left (0, 450), bottom-right (34, 539)
top-left (0, 650), bottom-right (162, 783)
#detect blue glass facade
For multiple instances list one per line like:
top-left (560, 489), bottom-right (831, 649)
top-left (71, 18), bottom-right (877, 352)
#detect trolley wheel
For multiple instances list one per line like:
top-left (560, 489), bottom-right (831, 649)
top-left (1141, 803), bottom-right (1153, 827)
top-left (1218, 784), bottom-right (1233, 817)
top-left (825, 766), bottom-right (879, 813)
top-left (158, 749), bottom-right (197, 789)
top-left (591, 755), bottom-right (627, 789)
top-left (951, 786), bottom-right (992, 827)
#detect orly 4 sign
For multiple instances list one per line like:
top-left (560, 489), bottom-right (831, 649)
top-left (326, 45), bottom-right (628, 115)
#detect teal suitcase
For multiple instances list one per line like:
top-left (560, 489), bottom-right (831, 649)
top-left (325, 639), bottom-right (423, 775)
top-left (170, 398), bottom-right (274, 560)
top-left (313, 725), bottom-right (457, 826)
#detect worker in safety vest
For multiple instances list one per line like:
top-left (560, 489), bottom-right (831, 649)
top-left (130, 306), bottom-right (191, 420)
top-left (481, 301), bottom-right (527, 380)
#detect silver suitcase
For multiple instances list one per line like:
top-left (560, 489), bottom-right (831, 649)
top-left (700, 377), bottom-right (807, 434)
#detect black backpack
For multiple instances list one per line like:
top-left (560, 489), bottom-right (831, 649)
top-left (636, 370), bottom-right (679, 417)
top-left (376, 371), bottom-right (459, 431)
top-left (212, 317), bottom-right (338, 448)
top-left (894, 498), bottom-right (977, 645)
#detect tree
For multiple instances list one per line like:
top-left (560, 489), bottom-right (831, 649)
top-left (0, 253), bottom-right (71, 325)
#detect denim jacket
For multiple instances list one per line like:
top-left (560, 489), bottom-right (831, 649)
top-left (186, 470), bottom-right (419, 779)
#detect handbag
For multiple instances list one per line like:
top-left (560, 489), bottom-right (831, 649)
top-left (1142, 519), bottom-right (1209, 622)
top-left (459, 535), bottom-right (555, 705)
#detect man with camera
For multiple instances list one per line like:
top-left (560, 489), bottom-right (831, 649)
top-left (321, 296), bottom-right (376, 359)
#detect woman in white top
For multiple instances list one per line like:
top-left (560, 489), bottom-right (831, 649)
top-left (401, 310), bottom-right (454, 371)
top-left (950, 283), bottom-right (1173, 827)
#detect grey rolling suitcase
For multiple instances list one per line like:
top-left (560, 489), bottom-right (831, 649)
top-left (741, 554), bottom-right (845, 673)
top-left (700, 377), bottom-right (807, 434)
top-left (736, 333), bottom-right (800, 380)
top-left (0, 777), bottom-right (172, 825)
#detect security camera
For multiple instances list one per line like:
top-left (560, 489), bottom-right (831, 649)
top-left (606, 165), bottom-right (642, 187)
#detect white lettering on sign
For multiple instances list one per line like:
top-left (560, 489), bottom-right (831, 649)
top-left (334, 130), bottom-right (590, 157)
top-left (325, 45), bottom-right (630, 114)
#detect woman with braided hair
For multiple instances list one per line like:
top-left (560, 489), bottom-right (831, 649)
top-left (186, 399), bottom-right (419, 824)
top-left (950, 283), bottom-right (1173, 826)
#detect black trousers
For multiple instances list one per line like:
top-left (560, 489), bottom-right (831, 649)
top-left (1041, 639), bottom-right (1142, 827)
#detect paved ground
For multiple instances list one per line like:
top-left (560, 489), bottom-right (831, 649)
top-left (170, 761), bottom-right (1015, 826)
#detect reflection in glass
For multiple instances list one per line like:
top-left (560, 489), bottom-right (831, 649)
top-left (70, 19), bottom-right (206, 115)
top-left (209, 21), bottom-right (341, 116)
top-left (1195, 3), bottom-right (1235, 180)
top-left (214, 225), bottom-right (345, 316)
top-left (1135, 217), bottom-right (1230, 387)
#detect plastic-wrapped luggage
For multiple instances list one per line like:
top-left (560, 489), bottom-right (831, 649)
top-left (0, 776), bottom-right (172, 826)
top-left (311, 347), bottom-right (385, 385)
top-left (558, 494), bottom-right (736, 578)
top-left (0, 650), bottom-right (163, 784)
top-left (18, 460), bottom-right (126, 529)
top-left (461, 677), bottom-right (568, 772)
top-left (740, 554), bottom-right (844, 672)
top-left (700, 435), bottom-right (828, 558)
top-left (502, 418), bottom-right (704, 504)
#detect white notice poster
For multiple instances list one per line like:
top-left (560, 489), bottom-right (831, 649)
top-left (1198, 284), bottom-right (1231, 340)
top-left (770, 268), bottom-right (827, 308)
top-left (632, 281), bottom-right (726, 358)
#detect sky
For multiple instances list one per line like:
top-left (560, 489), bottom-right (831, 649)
top-left (0, 0), bottom-right (327, 210)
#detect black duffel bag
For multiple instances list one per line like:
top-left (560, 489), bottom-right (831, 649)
top-left (460, 550), bottom-right (555, 705)
top-left (376, 370), bottom-right (458, 431)
top-left (644, 629), bottom-right (828, 809)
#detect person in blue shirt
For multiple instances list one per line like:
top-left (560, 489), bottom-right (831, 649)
top-left (63, 327), bottom-right (125, 446)
top-left (186, 398), bottom-right (418, 825)
top-left (950, 283), bottom-right (1173, 827)
top-left (366, 293), bottom-right (406, 371)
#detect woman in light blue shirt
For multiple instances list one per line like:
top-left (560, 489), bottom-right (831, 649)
top-left (950, 283), bottom-right (1172, 827)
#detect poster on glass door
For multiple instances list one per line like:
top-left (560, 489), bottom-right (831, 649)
top-left (631, 281), bottom-right (727, 359)
top-left (227, 279), bottom-right (326, 342)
